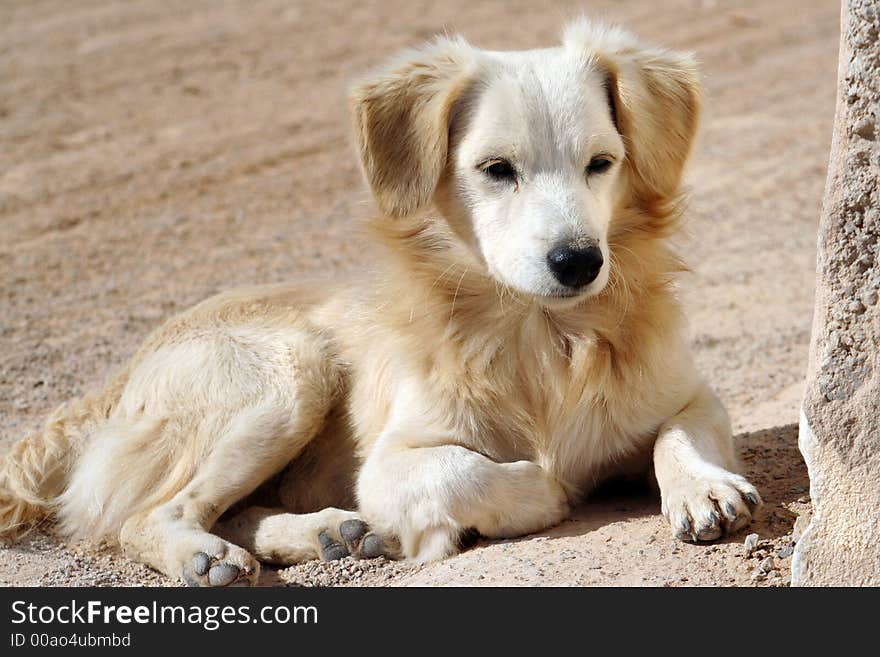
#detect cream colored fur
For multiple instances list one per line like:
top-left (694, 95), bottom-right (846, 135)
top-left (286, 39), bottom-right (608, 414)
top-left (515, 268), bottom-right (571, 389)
top-left (0, 18), bottom-right (761, 585)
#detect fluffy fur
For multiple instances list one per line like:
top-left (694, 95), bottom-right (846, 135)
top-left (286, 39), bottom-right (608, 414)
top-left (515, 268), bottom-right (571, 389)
top-left (0, 18), bottom-right (761, 585)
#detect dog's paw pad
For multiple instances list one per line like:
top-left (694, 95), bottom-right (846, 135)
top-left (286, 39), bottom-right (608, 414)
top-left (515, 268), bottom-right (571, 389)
top-left (339, 519), bottom-right (369, 546)
top-left (359, 533), bottom-right (387, 559)
top-left (333, 518), bottom-right (390, 560)
top-left (318, 530), bottom-right (350, 561)
top-left (207, 563), bottom-right (240, 586)
top-left (191, 551), bottom-right (211, 577)
top-left (181, 547), bottom-right (257, 587)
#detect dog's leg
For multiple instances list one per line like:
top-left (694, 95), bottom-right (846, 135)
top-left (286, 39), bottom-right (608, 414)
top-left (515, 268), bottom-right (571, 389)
top-left (216, 506), bottom-right (394, 564)
top-left (653, 382), bottom-right (762, 542)
top-left (357, 440), bottom-right (570, 562)
top-left (119, 396), bottom-right (326, 586)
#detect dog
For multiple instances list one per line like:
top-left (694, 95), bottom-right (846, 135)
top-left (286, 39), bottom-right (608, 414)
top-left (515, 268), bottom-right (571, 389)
top-left (0, 18), bottom-right (761, 586)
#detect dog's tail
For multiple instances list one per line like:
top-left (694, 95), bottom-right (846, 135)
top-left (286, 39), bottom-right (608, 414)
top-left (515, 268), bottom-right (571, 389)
top-left (0, 375), bottom-right (125, 538)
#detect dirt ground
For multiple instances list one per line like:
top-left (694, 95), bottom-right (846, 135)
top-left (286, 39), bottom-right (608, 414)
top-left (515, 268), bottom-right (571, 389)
top-left (0, 0), bottom-right (839, 586)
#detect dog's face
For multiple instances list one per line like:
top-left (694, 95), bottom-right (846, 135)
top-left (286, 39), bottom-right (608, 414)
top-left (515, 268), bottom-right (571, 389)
top-left (444, 52), bottom-right (623, 301)
top-left (350, 19), bottom-right (700, 305)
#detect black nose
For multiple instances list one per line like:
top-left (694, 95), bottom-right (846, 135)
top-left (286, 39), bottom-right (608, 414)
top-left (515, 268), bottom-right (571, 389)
top-left (546, 244), bottom-right (604, 289)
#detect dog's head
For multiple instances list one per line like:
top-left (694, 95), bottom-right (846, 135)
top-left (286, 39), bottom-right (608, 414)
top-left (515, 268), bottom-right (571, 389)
top-left (350, 19), bottom-right (700, 305)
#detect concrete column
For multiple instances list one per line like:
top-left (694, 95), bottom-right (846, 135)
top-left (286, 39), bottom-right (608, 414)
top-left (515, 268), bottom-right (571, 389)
top-left (793, 0), bottom-right (880, 586)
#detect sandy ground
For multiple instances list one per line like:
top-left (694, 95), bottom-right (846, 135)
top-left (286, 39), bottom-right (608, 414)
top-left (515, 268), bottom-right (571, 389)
top-left (0, 0), bottom-right (839, 586)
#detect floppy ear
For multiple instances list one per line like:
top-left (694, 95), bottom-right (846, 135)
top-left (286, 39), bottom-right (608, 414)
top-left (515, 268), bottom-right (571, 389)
top-left (349, 37), bottom-right (477, 218)
top-left (565, 19), bottom-right (702, 204)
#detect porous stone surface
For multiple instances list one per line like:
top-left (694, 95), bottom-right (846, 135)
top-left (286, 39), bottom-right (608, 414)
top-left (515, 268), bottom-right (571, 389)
top-left (794, 0), bottom-right (880, 586)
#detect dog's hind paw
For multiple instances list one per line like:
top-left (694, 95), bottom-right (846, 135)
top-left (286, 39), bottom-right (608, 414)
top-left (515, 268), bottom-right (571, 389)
top-left (181, 544), bottom-right (259, 587)
top-left (319, 518), bottom-right (392, 561)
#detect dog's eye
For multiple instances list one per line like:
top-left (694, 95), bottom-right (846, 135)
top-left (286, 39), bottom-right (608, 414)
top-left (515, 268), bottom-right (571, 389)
top-left (481, 160), bottom-right (516, 182)
top-left (586, 156), bottom-right (613, 176)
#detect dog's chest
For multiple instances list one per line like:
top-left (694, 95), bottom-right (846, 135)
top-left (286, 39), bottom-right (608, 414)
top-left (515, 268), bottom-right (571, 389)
top-left (453, 332), bottom-right (682, 494)
top-left (536, 396), bottom-right (660, 493)
top-left (484, 382), bottom-right (658, 490)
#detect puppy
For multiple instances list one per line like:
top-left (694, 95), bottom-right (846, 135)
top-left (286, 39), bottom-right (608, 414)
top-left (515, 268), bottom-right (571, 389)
top-left (0, 18), bottom-right (761, 586)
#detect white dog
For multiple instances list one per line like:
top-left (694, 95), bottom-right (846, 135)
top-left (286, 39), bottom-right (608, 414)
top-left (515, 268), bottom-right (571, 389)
top-left (0, 18), bottom-right (760, 586)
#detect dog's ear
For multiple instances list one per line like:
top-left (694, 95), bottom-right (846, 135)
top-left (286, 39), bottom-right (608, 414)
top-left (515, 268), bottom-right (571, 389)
top-left (349, 37), bottom-right (477, 218)
top-left (565, 19), bottom-right (701, 204)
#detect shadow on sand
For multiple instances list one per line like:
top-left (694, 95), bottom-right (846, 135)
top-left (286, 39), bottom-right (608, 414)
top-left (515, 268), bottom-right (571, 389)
top-left (486, 422), bottom-right (807, 549)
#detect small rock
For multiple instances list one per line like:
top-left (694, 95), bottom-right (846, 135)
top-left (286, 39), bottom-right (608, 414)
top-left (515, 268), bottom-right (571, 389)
top-left (759, 557), bottom-right (775, 574)
top-left (743, 533), bottom-right (760, 558)
top-left (750, 568), bottom-right (766, 581)
top-left (776, 545), bottom-right (794, 559)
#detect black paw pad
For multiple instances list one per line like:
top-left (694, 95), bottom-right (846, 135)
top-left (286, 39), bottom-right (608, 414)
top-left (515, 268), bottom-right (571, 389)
top-left (208, 563), bottom-right (240, 587)
top-left (318, 530), bottom-right (350, 561)
top-left (183, 571), bottom-right (201, 587)
top-left (339, 519), bottom-right (369, 546)
top-left (359, 533), bottom-right (386, 559)
top-left (192, 552), bottom-right (211, 577)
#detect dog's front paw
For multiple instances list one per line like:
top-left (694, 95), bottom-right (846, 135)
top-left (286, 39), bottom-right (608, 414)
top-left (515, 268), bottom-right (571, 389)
top-left (661, 469), bottom-right (762, 542)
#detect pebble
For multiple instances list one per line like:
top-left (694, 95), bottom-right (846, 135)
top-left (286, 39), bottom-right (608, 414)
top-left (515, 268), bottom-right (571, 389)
top-left (18, 532), bottom-right (170, 587)
top-left (766, 570), bottom-right (788, 587)
top-left (743, 533), bottom-right (760, 558)
top-left (278, 554), bottom-right (418, 587)
top-left (759, 556), bottom-right (775, 574)
top-left (776, 545), bottom-right (794, 559)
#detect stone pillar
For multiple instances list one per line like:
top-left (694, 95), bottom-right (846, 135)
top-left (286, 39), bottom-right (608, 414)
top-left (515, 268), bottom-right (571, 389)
top-left (792, 0), bottom-right (880, 586)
